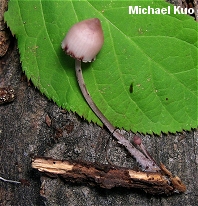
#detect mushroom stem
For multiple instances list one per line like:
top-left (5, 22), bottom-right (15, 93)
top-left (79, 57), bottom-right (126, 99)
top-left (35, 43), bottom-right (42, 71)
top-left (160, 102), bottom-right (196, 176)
top-left (139, 143), bottom-right (157, 164)
top-left (75, 60), bottom-right (160, 172)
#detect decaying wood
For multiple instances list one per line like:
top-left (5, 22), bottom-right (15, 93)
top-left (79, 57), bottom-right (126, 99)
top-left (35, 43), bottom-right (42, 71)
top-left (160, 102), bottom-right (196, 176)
top-left (32, 157), bottom-right (186, 195)
top-left (0, 0), bottom-right (10, 57)
top-left (0, 86), bottom-right (15, 104)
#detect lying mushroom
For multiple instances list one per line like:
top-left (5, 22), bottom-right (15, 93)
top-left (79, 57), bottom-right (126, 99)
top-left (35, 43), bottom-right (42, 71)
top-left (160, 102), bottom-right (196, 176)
top-left (61, 18), bottom-right (160, 172)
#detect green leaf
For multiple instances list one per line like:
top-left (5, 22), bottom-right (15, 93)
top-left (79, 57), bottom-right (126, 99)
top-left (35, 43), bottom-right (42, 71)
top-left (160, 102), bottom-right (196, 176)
top-left (4, 0), bottom-right (198, 134)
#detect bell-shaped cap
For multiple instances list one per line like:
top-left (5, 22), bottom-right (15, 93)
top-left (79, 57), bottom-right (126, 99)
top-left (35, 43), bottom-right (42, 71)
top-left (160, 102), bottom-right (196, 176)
top-left (61, 18), bottom-right (104, 62)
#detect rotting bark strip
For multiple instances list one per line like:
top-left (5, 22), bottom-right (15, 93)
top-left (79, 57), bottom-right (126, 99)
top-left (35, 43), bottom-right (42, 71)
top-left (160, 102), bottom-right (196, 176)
top-left (32, 157), bottom-right (186, 195)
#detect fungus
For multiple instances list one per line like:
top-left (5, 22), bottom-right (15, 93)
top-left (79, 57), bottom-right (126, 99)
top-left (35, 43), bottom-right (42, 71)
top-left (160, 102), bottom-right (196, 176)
top-left (133, 135), bottom-right (156, 164)
top-left (61, 18), bottom-right (160, 172)
top-left (61, 18), bottom-right (104, 62)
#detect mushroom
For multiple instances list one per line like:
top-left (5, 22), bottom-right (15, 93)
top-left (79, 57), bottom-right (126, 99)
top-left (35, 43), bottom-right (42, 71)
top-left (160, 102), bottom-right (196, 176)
top-left (61, 18), bottom-right (160, 172)
top-left (133, 135), bottom-right (157, 164)
top-left (61, 18), bottom-right (104, 62)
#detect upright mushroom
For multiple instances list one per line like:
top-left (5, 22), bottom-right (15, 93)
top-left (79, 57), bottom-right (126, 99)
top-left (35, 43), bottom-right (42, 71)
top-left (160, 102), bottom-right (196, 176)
top-left (61, 18), bottom-right (160, 172)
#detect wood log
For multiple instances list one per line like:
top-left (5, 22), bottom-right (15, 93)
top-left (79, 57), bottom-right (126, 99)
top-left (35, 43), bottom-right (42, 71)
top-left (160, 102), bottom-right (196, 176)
top-left (32, 157), bottom-right (186, 195)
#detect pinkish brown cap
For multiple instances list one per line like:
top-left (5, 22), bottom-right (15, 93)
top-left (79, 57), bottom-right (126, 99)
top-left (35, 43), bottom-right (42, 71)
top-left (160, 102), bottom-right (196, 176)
top-left (62, 18), bottom-right (104, 62)
top-left (133, 135), bottom-right (142, 145)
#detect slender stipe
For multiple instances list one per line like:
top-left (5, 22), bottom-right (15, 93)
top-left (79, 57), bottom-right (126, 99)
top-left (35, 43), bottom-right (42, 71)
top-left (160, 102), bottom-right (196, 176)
top-left (75, 60), bottom-right (160, 172)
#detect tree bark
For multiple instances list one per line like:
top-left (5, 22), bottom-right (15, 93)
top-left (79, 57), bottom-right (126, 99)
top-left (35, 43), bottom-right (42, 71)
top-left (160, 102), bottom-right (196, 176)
top-left (0, 0), bottom-right (197, 205)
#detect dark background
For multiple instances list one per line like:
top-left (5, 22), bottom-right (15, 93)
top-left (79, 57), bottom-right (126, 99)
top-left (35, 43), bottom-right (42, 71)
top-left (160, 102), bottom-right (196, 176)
top-left (0, 0), bottom-right (197, 205)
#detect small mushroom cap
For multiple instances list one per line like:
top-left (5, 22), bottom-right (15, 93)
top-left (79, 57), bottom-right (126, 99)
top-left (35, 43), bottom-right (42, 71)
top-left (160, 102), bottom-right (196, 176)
top-left (61, 18), bottom-right (104, 62)
top-left (133, 135), bottom-right (142, 145)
